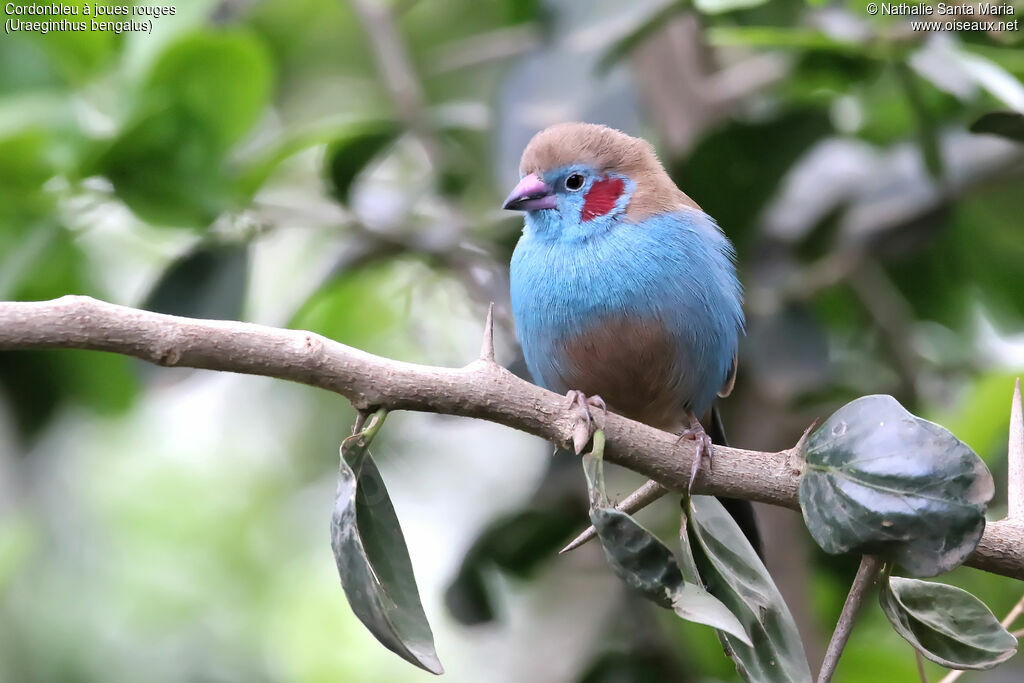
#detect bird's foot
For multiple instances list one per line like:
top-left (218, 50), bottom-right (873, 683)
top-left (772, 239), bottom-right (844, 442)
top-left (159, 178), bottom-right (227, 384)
top-left (565, 390), bottom-right (606, 426)
top-left (677, 419), bottom-right (713, 492)
top-left (566, 390), bottom-right (606, 453)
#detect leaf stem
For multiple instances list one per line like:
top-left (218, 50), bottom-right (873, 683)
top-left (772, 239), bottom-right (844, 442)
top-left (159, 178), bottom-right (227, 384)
top-left (816, 555), bottom-right (885, 683)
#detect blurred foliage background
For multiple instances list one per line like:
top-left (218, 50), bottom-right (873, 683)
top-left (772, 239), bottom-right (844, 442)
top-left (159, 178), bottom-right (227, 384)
top-left (2, 0), bottom-right (1024, 681)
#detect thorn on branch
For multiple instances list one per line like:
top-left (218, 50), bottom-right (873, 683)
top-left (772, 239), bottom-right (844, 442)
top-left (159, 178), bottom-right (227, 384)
top-left (1009, 378), bottom-right (1023, 520)
top-left (560, 479), bottom-right (669, 554)
top-left (479, 302), bottom-right (495, 363)
top-left (794, 419), bottom-right (819, 456)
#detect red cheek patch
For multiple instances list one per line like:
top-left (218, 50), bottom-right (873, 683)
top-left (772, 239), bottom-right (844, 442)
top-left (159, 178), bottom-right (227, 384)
top-left (581, 177), bottom-right (625, 222)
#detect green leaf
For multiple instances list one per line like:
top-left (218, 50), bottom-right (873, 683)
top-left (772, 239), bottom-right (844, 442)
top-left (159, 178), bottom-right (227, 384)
top-left (706, 27), bottom-right (867, 54)
top-left (970, 111), bottom-right (1024, 144)
top-left (799, 395), bottom-right (994, 577)
top-left (88, 31), bottom-right (273, 227)
top-left (289, 260), bottom-right (405, 350)
top-left (141, 242), bottom-right (249, 321)
top-left (323, 122), bottom-right (401, 204)
top-left (0, 128), bottom-right (58, 230)
top-left (694, 0), bottom-right (768, 15)
top-left (330, 410), bottom-right (442, 675)
top-left (880, 575), bottom-right (1017, 670)
top-left (90, 108), bottom-right (229, 227)
top-left (582, 436), bottom-right (749, 644)
top-left (144, 31), bottom-right (273, 148)
top-left (30, 19), bottom-right (120, 84)
top-left (681, 496), bottom-right (812, 682)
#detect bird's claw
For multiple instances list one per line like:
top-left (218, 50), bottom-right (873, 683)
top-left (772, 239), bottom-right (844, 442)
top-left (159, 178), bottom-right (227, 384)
top-left (565, 390), bottom-right (606, 426)
top-left (677, 421), bottom-right (713, 492)
top-left (566, 390), bottom-right (606, 453)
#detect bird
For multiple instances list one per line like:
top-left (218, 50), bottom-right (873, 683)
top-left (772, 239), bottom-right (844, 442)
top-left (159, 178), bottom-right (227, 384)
top-left (503, 122), bottom-right (760, 553)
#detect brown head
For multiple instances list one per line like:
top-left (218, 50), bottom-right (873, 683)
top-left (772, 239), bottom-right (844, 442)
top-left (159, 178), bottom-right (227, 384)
top-left (502, 122), bottom-right (699, 225)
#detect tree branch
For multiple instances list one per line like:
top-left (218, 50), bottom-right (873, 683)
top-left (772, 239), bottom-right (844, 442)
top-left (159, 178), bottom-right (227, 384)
top-left (1, 296), bottom-right (1023, 580)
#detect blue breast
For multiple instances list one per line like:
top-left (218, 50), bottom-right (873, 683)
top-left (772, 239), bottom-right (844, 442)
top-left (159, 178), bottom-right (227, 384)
top-left (509, 209), bottom-right (743, 423)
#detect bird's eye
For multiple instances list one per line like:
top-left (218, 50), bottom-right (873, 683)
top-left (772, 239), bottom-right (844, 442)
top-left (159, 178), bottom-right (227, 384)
top-left (564, 174), bottom-right (585, 191)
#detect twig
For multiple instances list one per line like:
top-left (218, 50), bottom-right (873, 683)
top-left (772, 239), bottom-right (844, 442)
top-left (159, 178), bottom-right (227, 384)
top-left (559, 480), bottom-right (668, 553)
top-left (915, 650), bottom-right (928, 683)
top-left (937, 662), bottom-right (963, 682)
top-left (1002, 592), bottom-right (1024, 629)
top-left (817, 555), bottom-right (885, 683)
top-left (348, 0), bottom-right (440, 167)
top-left (428, 25), bottom-right (540, 74)
top-left (1, 296), bottom-right (1024, 580)
top-left (848, 263), bottom-right (920, 403)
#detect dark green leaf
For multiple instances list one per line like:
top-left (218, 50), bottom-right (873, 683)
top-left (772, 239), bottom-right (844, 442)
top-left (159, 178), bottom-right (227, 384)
top-left (590, 506), bottom-right (683, 609)
top-left (141, 243), bottom-right (249, 321)
top-left (465, 508), bottom-right (580, 578)
top-left (880, 575), bottom-right (1017, 670)
top-left (0, 348), bottom-right (138, 441)
top-left (444, 563), bottom-right (495, 626)
top-left (577, 650), bottom-right (681, 683)
top-left (799, 395), bottom-right (994, 577)
top-left (444, 506), bottom-right (579, 625)
top-left (501, 0), bottom-right (543, 24)
top-left (331, 410), bottom-right (442, 675)
top-left (970, 111), bottom-right (1024, 144)
top-left (681, 496), bottom-right (811, 682)
top-left (582, 437), bottom-right (748, 643)
top-left (668, 109), bottom-right (832, 254)
top-left (323, 123), bottom-right (401, 204)
top-left (894, 61), bottom-right (944, 181)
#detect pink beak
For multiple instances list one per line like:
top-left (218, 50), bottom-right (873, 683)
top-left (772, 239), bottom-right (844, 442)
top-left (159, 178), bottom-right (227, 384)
top-left (502, 174), bottom-right (556, 211)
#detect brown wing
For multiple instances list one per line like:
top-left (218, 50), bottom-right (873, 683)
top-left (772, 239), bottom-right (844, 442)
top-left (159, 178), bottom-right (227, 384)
top-left (717, 352), bottom-right (737, 398)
